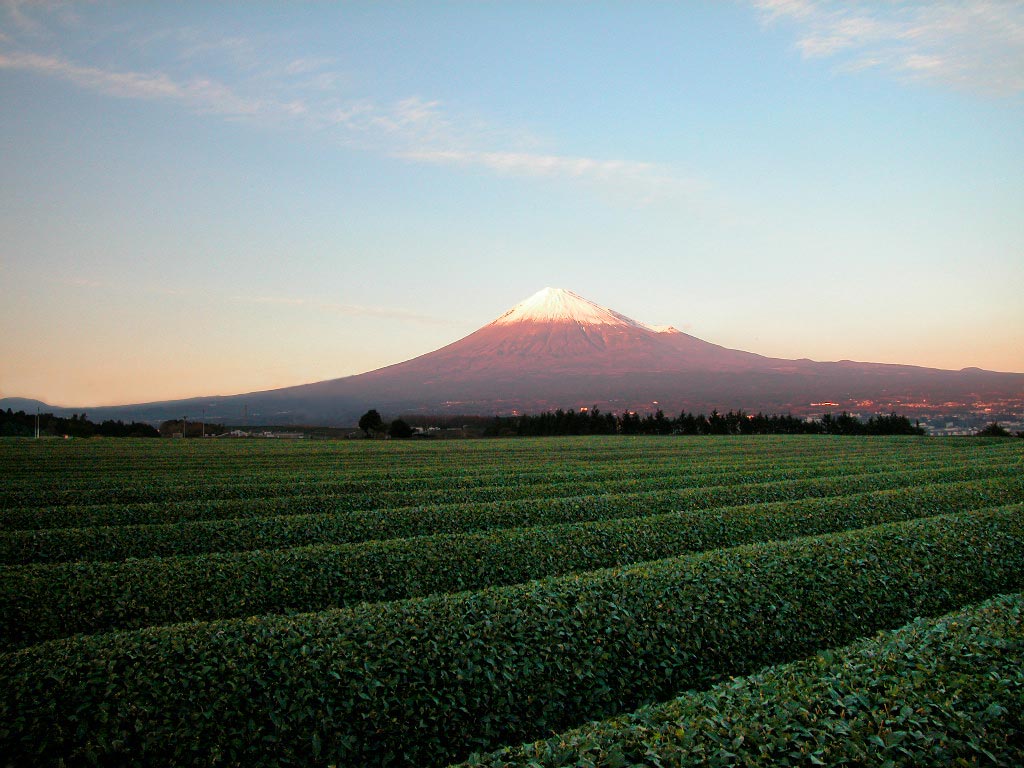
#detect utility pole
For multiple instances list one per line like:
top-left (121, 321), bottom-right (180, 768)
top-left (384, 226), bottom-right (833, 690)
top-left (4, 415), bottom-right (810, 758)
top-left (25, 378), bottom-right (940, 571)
top-left (182, 416), bottom-right (187, 439)
top-left (202, 409), bottom-right (206, 438)
top-left (35, 407), bottom-right (39, 439)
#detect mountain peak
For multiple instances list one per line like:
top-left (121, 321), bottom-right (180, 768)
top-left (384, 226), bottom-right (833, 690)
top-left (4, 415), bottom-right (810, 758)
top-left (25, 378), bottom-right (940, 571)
top-left (490, 287), bottom-right (649, 329)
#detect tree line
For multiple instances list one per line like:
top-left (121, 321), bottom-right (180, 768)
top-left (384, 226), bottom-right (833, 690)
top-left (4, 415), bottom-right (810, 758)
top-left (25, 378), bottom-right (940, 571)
top-left (0, 409), bottom-right (159, 438)
top-left (480, 408), bottom-right (927, 437)
top-left (358, 410), bottom-right (413, 439)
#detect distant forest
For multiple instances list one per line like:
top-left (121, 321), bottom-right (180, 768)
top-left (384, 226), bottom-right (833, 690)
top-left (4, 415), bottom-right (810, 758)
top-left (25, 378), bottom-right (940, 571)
top-left (0, 406), bottom-right (945, 439)
top-left (0, 409), bottom-right (159, 438)
top-left (481, 409), bottom-right (926, 437)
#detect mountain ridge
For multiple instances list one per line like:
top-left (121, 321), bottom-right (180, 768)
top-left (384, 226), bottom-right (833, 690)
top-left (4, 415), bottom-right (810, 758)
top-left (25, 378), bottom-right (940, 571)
top-left (3, 287), bottom-right (1023, 426)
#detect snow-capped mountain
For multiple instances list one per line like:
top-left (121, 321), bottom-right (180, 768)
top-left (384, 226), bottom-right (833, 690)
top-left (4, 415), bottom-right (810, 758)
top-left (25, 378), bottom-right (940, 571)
top-left (491, 287), bottom-right (654, 328)
top-left (356, 287), bottom-right (771, 378)
top-left (7, 287), bottom-right (1023, 425)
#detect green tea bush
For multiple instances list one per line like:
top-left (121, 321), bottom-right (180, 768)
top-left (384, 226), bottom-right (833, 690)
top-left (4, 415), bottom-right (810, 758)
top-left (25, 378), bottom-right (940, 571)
top-left (1, 444), bottom-right (870, 512)
top-left (0, 455), bottom-right (949, 531)
top-left (460, 592), bottom-right (1024, 767)
top-left (2, 507), bottom-right (1022, 767)
top-left (3, 477), bottom-right (1021, 648)
top-left (5, 435), bottom-right (959, 508)
top-left (3, 463), bottom-right (1014, 565)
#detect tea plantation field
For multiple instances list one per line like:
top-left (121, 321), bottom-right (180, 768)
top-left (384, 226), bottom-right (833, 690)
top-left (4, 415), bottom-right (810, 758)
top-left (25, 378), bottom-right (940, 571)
top-left (1, 435), bottom-right (1022, 766)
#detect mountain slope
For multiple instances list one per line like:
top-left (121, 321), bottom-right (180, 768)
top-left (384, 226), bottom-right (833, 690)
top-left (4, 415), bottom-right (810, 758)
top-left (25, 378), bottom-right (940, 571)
top-left (187, 287), bottom-right (1024, 422)
top-left (356, 287), bottom-right (771, 379)
top-left (4, 287), bottom-right (1023, 425)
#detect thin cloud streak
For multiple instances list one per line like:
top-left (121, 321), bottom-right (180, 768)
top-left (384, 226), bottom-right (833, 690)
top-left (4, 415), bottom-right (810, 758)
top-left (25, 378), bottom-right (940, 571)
top-left (283, 56), bottom-right (337, 76)
top-left (395, 148), bottom-right (696, 203)
top-left (0, 10), bottom-right (694, 200)
top-left (0, 50), bottom-right (263, 114)
top-left (397, 149), bottom-right (658, 179)
top-left (755, 0), bottom-right (1024, 96)
top-left (1, 0), bottom-right (47, 34)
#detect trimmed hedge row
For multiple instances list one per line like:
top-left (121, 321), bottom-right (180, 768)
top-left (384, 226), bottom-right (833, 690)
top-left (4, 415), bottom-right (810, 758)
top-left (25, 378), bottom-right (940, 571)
top-left (3, 476), bottom-right (1022, 648)
top-left (459, 592), bottom-right (1024, 767)
top-left (1, 446), bottom-right (883, 509)
top-left (0, 453), bottom-right (957, 531)
top-left (2, 507), bottom-right (1022, 767)
top-left (5, 437), bottom-right (1017, 509)
top-left (3, 463), bottom-right (1015, 565)
top-left (6, 436), bottom-right (964, 496)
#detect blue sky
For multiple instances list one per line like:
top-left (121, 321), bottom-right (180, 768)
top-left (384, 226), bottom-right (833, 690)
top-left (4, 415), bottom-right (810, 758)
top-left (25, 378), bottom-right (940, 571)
top-left (1, 1), bottom-right (1022, 405)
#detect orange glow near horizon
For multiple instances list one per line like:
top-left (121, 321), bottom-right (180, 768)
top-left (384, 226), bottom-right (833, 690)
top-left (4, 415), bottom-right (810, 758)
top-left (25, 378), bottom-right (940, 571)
top-left (3, 310), bottom-right (1023, 408)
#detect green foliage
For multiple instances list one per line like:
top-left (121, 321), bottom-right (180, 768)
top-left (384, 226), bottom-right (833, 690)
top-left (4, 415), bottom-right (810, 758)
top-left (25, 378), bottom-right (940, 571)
top-left (2, 508), bottom-right (1023, 766)
top-left (388, 418), bottom-right (414, 439)
top-left (157, 419), bottom-right (225, 438)
top-left (1, 436), bottom-right (1021, 766)
top-left (483, 408), bottom-right (927, 436)
top-left (358, 408), bottom-right (384, 436)
top-left (3, 435), bottom-right (1018, 513)
top-left (3, 476), bottom-right (1022, 648)
top-left (460, 592), bottom-right (1024, 767)
top-left (977, 421), bottom-right (1013, 437)
top-left (2, 462), bottom-right (1016, 564)
top-left (3, 450), bottom-right (888, 520)
top-left (0, 408), bottom-right (159, 437)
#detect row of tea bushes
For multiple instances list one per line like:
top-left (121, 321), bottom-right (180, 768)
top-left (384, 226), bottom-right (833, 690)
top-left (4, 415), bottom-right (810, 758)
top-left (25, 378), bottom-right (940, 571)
top-left (3, 507), bottom-right (1022, 767)
top-left (0, 451), bottom-right (958, 531)
top-left (3, 463), bottom-right (1015, 565)
top-left (7, 436), bottom-right (969, 497)
top-left (458, 592), bottom-right (1024, 768)
top-left (4, 477), bottom-right (1022, 647)
top-left (1, 446), bottom-right (878, 509)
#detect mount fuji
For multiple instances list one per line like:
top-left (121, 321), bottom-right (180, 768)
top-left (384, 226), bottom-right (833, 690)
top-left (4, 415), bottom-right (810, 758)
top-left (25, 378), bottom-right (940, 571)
top-left (6, 287), bottom-right (1024, 425)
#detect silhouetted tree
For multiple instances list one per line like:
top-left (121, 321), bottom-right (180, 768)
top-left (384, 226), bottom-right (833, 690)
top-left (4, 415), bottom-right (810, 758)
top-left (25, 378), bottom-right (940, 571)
top-left (388, 419), bottom-right (414, 439)
top-left (618, 411), bottom-right (641, 435)
top-left (977, 422), bottom-right (1011, 437)
top-left (64, 413), bottom-right (95, 438)
top-left (98, 419), bottom-right (161, 437)
top-left (478, 407), bottom-right (928, 438)
top-left (865, 413), bottom-right (925, 436)
top-left (358, 409), bottom-right (384, 437)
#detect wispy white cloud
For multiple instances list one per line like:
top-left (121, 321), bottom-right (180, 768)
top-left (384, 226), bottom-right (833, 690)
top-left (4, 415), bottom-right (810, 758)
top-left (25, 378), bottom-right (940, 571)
top-left (754, 0), bottom-right (1024, 96)
top-left (396, 149), bottom-right (656, 179)
top-left (314, 98), bottom-right (691, 198)
top-left (4, 49), bottom-right (689, 199)
top-left (1, 0), bottom-right (47, 34)
top-left (322, 96), bottom-right (458, 146)
top-left (1, 0), bottom-right (81, 38)
top-left (394, 148), bottom-right (694, 202)
top-left (0, 6), bottom-right (701, 207)
top-left (177, 33), bottom-right (260, 71)
top-left (283, 56), bottom-right (336, 76)
top-left (0, 50), bottom-right (263, 114)
top-left (0, 7), bottom-right (694, 202)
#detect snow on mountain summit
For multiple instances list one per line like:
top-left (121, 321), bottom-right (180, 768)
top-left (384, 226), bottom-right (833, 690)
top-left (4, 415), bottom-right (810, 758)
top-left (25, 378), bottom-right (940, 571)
top-left (491, 287), bottom-right (652, 329)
